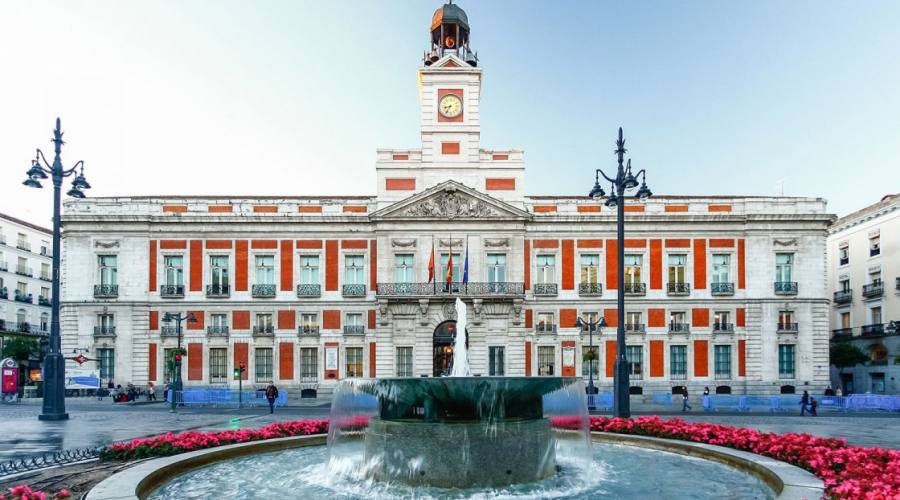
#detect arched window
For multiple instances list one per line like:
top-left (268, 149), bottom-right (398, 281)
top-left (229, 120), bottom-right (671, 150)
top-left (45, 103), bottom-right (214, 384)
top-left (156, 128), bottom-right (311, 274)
top-left (16, 309), bottom-right (26, 327)
top-left (870, 344), bottom-right (888, 363)
top-left (40, 313), bottom-right (49, 332)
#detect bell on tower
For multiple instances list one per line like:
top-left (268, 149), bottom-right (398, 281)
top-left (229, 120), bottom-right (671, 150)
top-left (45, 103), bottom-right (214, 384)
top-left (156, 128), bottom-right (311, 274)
top-left (424, 1), bottom-right (478, 67)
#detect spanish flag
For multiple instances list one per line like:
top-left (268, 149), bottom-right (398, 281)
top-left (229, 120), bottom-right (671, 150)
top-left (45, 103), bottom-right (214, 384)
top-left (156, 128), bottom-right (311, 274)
top-left (446, 252), bottom-right (453, 286)
top-left (427, 242), bottom-right (435, 283)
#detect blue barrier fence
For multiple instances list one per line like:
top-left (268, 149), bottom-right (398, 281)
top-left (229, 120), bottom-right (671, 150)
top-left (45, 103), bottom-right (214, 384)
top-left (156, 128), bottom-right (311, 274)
top-left (165, 388), bottom-right (288, 408)
top-left (633, 392), bottom-right (900, 413)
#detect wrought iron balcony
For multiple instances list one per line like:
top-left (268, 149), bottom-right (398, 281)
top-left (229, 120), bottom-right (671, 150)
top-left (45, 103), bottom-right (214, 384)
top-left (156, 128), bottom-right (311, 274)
top-left (298, 325), bottom-right (320, 335)
top-left (713, 322), bottom-right (734, 333)
top-left (578, 282), bottom-right (602, 296)
top-left (831, 327), bottom-right (853, 339)
top-left (861, 323), bottom-right (884, 337)
top-left (38, 296), bottom-right (51, 307)
top-left (376, 282), bottom-right (525, 298)
top-left (833, 289), bottom-right (852, 304)
top-left (774, 282), bottom-right (798, 295)
top-left (93, 285), bottom-right (118, 298)
top-left (17, 322), bottom-right (31, 334)
top-left (533, 283), bottom-right (558, 297)
top-left (93, 326), bottom-right (116, 337)
top-left (0, 287), bottom-right (8, 300)
top-left (207, 325), bottom-right (229, 336)
top-left (252, 284), bottom-right (277, 298)
top-left (342, 284), bottom-right (367, 297)
top-left (296, 283), bottom-right (321, 298)
top-left (711, 282), bottom-right (734, 296)
top-left (39, 272), bottom-right (51, 281)
top-left (862, 281), bottom-right (884, 298)
top-left (343, 325), bottom-right (366, 335)
top-left (160, 285), bottom-right (185, 298)
top-left (776, 322), bottom-right (799, 333)
top-left (14, 291), bottom-right (33, 303)
top-left (625, 323), bottom-right (646, 333)
top-left (160, 326), bottom-right (179, 337)
top-left (779, 371), bottom-right (796, 380)
top-left (15, 266), bottom-right (33, 277)
top-left (534, 323), bottom-right (557, 333)
top-left (206, 284), bottom-right (230, 297)
top-left (667, 282), bottom-right (691, 296)
top-left (871, 247), bottom-right (880, 257)
top-left (839, 257), bottom-right (849, 266)
top-left (624, 282), bottom-right (646, 296)
top-left (668, 322), bottom-right (690, 334)
top-left (16, 241), bottom-right (30, 251)
top-left (252, 325), bottom-right (274, 336)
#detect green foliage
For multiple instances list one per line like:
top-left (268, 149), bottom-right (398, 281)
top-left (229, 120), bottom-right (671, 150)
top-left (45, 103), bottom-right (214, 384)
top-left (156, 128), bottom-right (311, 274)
top-left (583, 349), bottom-right (598, 362)
top-left (830, 342), bottom-right (869, 369)
top-left (1, 337), bottom-right (40, 362)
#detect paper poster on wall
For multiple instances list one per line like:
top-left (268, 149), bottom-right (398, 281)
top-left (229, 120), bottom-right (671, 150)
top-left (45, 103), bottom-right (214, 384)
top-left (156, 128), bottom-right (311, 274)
top-left (562, 347), bottom-right (575, 367)
top-left (325, 346), bottom-right (338, 371)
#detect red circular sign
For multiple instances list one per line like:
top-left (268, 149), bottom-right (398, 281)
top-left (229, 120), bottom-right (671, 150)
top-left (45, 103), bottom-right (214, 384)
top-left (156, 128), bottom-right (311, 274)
top-left (74, 354), bottom-right (88, 365)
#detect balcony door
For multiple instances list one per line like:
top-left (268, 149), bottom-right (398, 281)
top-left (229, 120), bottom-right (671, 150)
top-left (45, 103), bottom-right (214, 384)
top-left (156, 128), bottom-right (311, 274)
top-left (432, 320), bottom-right (467, 377)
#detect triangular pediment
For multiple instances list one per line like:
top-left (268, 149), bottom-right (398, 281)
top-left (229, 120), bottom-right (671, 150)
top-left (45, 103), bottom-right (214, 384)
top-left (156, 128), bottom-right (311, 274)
top-left (372, 181), bottom-right (531, 221)
top-left (428, 54), bottom-right (473, 70)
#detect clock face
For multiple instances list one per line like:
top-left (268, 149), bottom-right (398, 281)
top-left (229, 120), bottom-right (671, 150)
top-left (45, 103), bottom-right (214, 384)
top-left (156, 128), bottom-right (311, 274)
top-left (439, 94), bottom-right (463, 118)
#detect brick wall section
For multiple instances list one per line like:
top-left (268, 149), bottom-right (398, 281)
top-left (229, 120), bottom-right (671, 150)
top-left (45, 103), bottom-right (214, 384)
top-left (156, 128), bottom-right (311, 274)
top-left (323, 310), bottom-right (341, 329)
top-left (149, 311), bottom-right (159, 331)
top-left (187, 311), bottom-right (204, 330)
top-left (325, 240), bottom-right (338, 291)
top-left (188, 343), bottom-right (202, 381)
top-left (280, 240), bottom-right (293, 291)
top-left (649, 239), bottom-right (662, 290)
top-left (736, 308), bottom-right (746, 327)
top-left (296, 240), bottom-right (323, 249)
top-left (148, 343), bottom-right (157, 381)
top-left (693, 239), bottom-right (707, 289)
top-left (369, 342), bottom-right (377, 378)
top-left (623, 205), bottom-right (645, 213)
top-left (624, 239), bottom-right (647, 248)
top-left (738, 340), bottom-right (746, 377)
top-left (370, 240), bottom-right (377, 290)
top-left (441, 142), bottom-right (460, 154)
top-left (368, 310), bottom-right (376, 329)
top-left (298, 206), bottom-right (322, 213)
top-left (206, 240), bottom-right (232, 249)
top-left (340, 239), bottom-right (366, 249)
top-left (606, 239), bottom-right (618, 290)
top-left (650, 340), bottom-right (664, 377)
top-left (561, 239), bottom-right (574, 290)
top-left (692, 308), bottom-right (709, 327)
top-left (524, 341), bottom-right (532, 376)
top-left (533, 205), bottom-right (557, 213)
top-left (485, 178), bottom-right (515, 190)
top-left (708, 204), bottom-right (732, 212)
top-left (709, 239), bottom-right (735, 248)
top-left (523, 240), bottom-right (530, 290)
top-left (665, 239), bottom-right (690, 248)
top-left (162, 205), bottom-right (187, 213)
top-left (279, 342), bottom-right (294, 380)
top-left (524, 309), bottom-right (533, 329)
top-left (253, 205), bottom-right (278, 213)
top-left (251, 240), bottom-right (277, 249)
top-left (189, 240), bottom-right (202, 291)
top-left (148, 240), bottom-right (157, 292)
top-left (648, 308), bottom-right (666, 328)
top-left (234, 343), bottom-right (248, 380)
top-left (603, 309), bottom-right (618, 328)
top-left (342, 206), bottom-right (367, 213)
top-left (392, 154), bottom-right (409, 160)
top-left (577, 205), bottom-right (602, 213)
top-left (491, 154), bottom-right (509, 160)
top-left (577, 239), bottom-right (603, 248)
top-left (386, 178), bottom-right (416, 190)
top-left (606, 341), bottom-right (617, 377)
top-left (235, 240), bottom-right (248, 291)
top-left (159, 240), bottom-right (187, 249)
top-left (208, 205), bottom-right (233, 213)
top-left (561, 340), bottom-right (576, 376)
top-left (278, 310), bottom-right (296, 330)
top-left (559, 309), bottom-right (577, 328)
top-left (665, 205), bottom-right (689, 212)
top-left (737, 239), bottom-right (746, 289)
top-left (233, 311), bottom-right (250, 330)
top-left (694, 340), bottom-right (709, 377)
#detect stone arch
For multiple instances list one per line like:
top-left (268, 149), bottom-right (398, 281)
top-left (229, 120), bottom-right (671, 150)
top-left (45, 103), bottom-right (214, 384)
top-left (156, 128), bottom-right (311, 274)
top-left (715, 386), bottom-right (732, 394)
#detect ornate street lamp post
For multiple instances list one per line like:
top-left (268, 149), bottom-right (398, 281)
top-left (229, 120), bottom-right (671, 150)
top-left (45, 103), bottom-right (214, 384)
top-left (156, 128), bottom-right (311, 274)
top-left (162, 312), bottom-right (197, 413)
top-left (588, 127), bottom-right (652, 418)
top-left (23, 118), bottom-right (92, 421)
top-left (576, 315), bottom-right (606, 411)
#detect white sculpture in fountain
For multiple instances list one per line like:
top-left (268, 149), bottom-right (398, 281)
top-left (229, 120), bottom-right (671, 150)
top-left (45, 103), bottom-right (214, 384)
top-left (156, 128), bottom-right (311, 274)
top-left (450, 297), bottom-right (471, 376)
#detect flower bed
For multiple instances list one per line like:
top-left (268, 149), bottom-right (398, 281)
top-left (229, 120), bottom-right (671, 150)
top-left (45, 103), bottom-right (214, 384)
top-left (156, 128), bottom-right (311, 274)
top-left (1, 485), bottom-right (69, 499)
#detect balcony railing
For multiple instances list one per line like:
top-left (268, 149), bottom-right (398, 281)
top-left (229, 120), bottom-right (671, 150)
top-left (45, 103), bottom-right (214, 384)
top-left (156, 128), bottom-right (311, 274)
top-left (670, 372), bottom-right (687, 381)
top-left (160, 285), bottom-right (185, 298)
top-left (668, 323), bottom-right (690, 334)
top-left (252, 284), bottom-right (277, 298)
top-left (862, 281), bottom-right (884, 298)
top-left (342, 284), bottom-right (367, 297)
top-left (207, 325), bottom-right (229, 336)
top-left (252, 325), bottom-right (274, 336)
top-left (833, 289), bottom-right (852, 304)
top-left (38, 296), bottom-right (51, 307)
top-left (343, 325), bottom-right (365, 335)
top-left (711, 282), bottom-right (734, 296)
top-left (774, 282), bottom-right (798, 295)
top-left (160, 326), bottom-right (179, 337)
top-left (206, 284), bottom-right (230, 297)
top-left (861, 323), bottom-right (884, 337)
top-left (535, 323), bottom-right (557, 334)
top-left (14, 291), bottom-right (33, 304)
top-left (715, 372), bottom-right (731, 380)
top-left (629, 371), bottom-right (643, 380)
top-left (39, 272), bottom-right (51, 281)
top-left (0, 288), bottom-right (7, 300)
top-left (15, 266), bottom-right (33, 277)
top-left (533, 283), bottom-right (558, 297)
top-left (578, 282), bottom-right (602, 296)
top-left (871, 247), bottom-right (880, 257)
top-left (17, 323), bottom-right (32, 334)
top-left (16, 241), bottom-right (30, 251)
top-left (779, 372), bottom-right (796, 380)
top-left (667, 282), bottom-right (691, 296)
top-left (832, 328), bottom-right (853, 339)
top-left (713, 322), bottom-right (734, 333)
top-left (298, 325), bottom-right (320, 335)
top-left (376, 282), bottom-right (525, 298)
top-left (777, 322), bottom-right (799, 333)
top-left (93, 326), bottom-right (116, 337)
top-left (625, 323), bottom-right (646, 333)
top-left (296, 283), bottom-right (321, 298)
top-left (624, 283), bottom-right (646, 296)
top-left (839, 257), bottom-right (849, 266)
top-left (93, 285), bottom-right (118, 298)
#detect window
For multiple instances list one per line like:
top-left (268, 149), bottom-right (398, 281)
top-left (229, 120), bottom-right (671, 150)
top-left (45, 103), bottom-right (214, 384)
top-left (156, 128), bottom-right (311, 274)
top-left (778, 344), bottom-right (795, 378)
top-left (625, 346), bottom-right (643, 376)
top-left (714, 311), bottom-right (731, 329)
top-left (668, 254), bottom-right (687, 284)
top-left (17, 256), bottom-right (27, 274)
top-left (98, 348), bottom-right (115, 380)
top-left (163, 348), bottom-right (176, 382)
top-left (489, 346), bottom-right (505, 376)
top-left (581, 346), bottom-right (599, 378)
top-left (256, 255), bottom-right (275, 285)
top-left (40, 263), bottom-right (50, 279)
top-left (16, 233), bottom-right (27, 248)
top-left (487, 254), bottom-right (506, 283)
top-left (97, 313), bottom-right (114, 332)
top-left (16, 282), bottom-right (27, 296)
top-left (670, 311), bottom-right (687, 328)
top-left (839, 246), bottom-right (849, 265)
top-left (255, 348), bottom-right (273, 382)
top-left (581, 311), bottom-right (600, 330)
top-left (870, 236), bottom-right (880, 257)
top-left (775, 253), bottom-right (793, 282)
top-left (40, 313), bottom-right (49, 332)
top-left (536, 312), bottom-right (555, 332)
top-left (165, 256), bottom-right (184, 286)
top-left (670, 345), bottom-right (687, 377)
top-left (714, 345), bottom-right (731, 376)
top-left (440, 253), bottom-right (462, 284)
top-left (300, 256), bottom-right (319, 284)
top-left (209, 256), bottom-right (229, 287)
top-left (626, 311), bottom-right (642, 330)
top-left (345, 347), bottom-right (363, 378)
top-left (580, 254), bottom-right (599, 284)
top-left (396, 347), bottom-right (413, 377)
top-left (301, 348), bottom-right (318, 379)
top-left (840, 279), bottom-right (850, 292)
top-left (840, 312), bottom-right (850, 329)
top-left (210, 314), bottom-right (227, 333)
top-left (624, 255), bottom-right (642, 284)
top-left (535, 255), bottom-right (555, 284)
top-left (712, 254), bottom-right (730, 283)
top-left (98, 255), bottom-right (117, 285)
top-left (869, 271), bottom-right (882, 286)
top-left (300, 313), bottom-right (318, 333)
top-left (40, 242), bottom-right (49, 256)
top-left (40, 287), bottom-right (49, 299)
top-left (346, 312), bottom-right (363, 333)
top-left (209, 348), bottom-right (227, 383)
top-left (16, 308), bottom-right (26, 327)
top-left (538, 346), bottom-right (555, 376)
top-left (256, 313), bottom-right (273, 330)
top-left (871, 306), bottom-right (882, 325)
top-left (345, 255), bottom-right (365, 285)
top-left (778, 310), bottom-right (794, 328)
top-left (394, 254), bottom-right (414, 283)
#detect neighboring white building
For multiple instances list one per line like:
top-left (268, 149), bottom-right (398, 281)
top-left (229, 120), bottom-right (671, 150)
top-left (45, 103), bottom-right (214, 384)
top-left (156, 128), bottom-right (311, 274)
top-left (59, 2), bottom-right (834, 397)
top-left (827, 194), bottom-right (900, 394)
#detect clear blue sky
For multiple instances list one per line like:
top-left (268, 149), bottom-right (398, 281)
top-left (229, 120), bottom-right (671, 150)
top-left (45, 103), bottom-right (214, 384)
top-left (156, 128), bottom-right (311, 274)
top-left (1, 0), bottom-right (898, 225)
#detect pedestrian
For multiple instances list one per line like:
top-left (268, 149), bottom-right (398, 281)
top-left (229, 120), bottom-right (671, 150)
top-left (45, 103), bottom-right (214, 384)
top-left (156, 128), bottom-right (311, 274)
top-left (265, 383), bottom-right (279, 414)
top-left (800, 390), bottom-right (809, 416)
top-left (703, 386), bottom-right (710, 397)
top-left (147, 381), bottom-right (156, 401)
top-left (810, 397), bottom-right (818, 417)
top-left (107, 379), bottom-right (115, 390)
top-left (836, 387), bottom-right (843, 397)
top-left (681, 386), bottom-right (692, 412)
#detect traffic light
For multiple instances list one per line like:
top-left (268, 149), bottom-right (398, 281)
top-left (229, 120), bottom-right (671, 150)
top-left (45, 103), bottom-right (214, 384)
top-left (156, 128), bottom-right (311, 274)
top-left (174, 354), bottom-right (183, 362)
top-left (234, 362), bottom-right (246, 379)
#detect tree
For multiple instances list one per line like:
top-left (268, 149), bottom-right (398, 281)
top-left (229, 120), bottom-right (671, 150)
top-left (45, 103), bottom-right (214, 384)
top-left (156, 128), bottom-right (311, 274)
top-left (830, 342), bottom-right (869, 369)
top-left (0, 337), bottom-right (39, 363)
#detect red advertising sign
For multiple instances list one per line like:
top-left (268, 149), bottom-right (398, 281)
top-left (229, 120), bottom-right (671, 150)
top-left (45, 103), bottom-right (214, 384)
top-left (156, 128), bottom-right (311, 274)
top-left (2, 358), bottom-right (18, 394)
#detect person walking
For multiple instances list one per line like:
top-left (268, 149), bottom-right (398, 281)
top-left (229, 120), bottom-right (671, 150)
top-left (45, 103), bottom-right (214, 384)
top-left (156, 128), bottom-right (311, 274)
top-left (265, 383), bottom-right (279, 414)
top-left (800, 390), bottom-right (810, 416)
top-left (681, 386), bottom-right (692, 412)
top-left (810, 397), bottom-right (818, 417)
top-left (147, 381), bottom-right (156, 401)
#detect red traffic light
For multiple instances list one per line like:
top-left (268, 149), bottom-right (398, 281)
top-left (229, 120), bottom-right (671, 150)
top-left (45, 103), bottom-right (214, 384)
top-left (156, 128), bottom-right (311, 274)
top-left (175, 354), bottom-right (183, 361)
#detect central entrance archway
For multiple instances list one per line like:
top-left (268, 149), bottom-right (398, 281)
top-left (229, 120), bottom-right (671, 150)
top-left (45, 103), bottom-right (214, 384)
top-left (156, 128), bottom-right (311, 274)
top-left (433, 320), bottom-right (468, 377)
